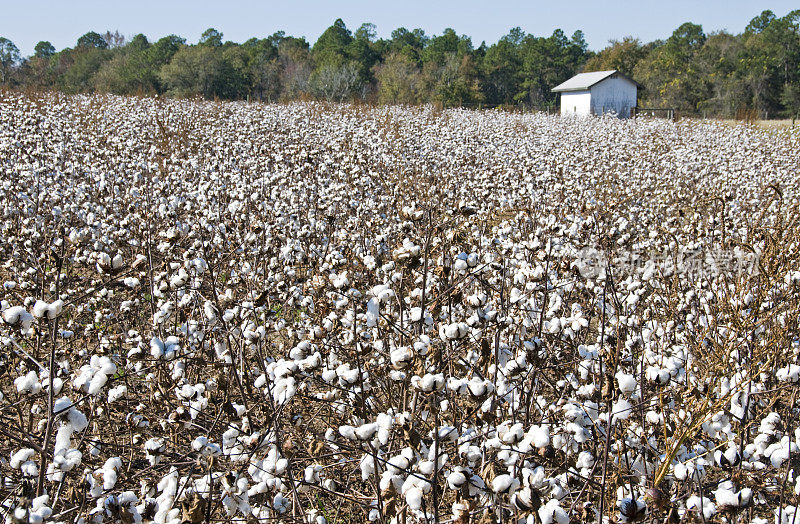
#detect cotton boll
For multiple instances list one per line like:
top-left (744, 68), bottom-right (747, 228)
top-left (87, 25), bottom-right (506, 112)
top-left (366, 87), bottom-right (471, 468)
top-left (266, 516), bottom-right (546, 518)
top-left (88, 372), bottom-right (109, 395)
top-left (10, 448), bottom-right (36, 469)
top-left (15, 370), bottom-right (42, 394)
top-left (492, 474), bottom-right (519, 494)
top-left (615, 372), bottom-right (637, 395)
top-left (32, 300), bottom-right (50, 319)
top-left (611, 398), bottom-right (633, 423)
top-left (528, 425), bottom-right (550, 448)
top-left (500, 422), bottom-right (525, 445)
top-left (355, 423), bottom-right (378, 441)
top-left (686, 495), bottom-right (715, 520)
top-left (3, 305), bottom-right (34, 329)
top-left (447, 468), bottom-right (469, 490)
top-left (339, 425), bottom-right (357, 440)
top-left (538, 499), bottom-right (569, 524)
top-left (404, 486), bottom-right (423, 510)
top-left (46, 299), bottom-right (63, 319)
top-left (391, 346), bottom-right (414, 369)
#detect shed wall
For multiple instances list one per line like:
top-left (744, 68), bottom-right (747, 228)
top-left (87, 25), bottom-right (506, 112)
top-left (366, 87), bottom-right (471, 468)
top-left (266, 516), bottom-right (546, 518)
top-left (589, 77), bottom-right (638, 118)
top-left (560, 91), bottom-right (592, 116)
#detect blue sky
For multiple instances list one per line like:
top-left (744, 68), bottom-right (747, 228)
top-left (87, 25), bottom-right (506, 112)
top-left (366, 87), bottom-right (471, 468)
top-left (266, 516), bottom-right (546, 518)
top-left (4, 0), bottom-right (798, 56)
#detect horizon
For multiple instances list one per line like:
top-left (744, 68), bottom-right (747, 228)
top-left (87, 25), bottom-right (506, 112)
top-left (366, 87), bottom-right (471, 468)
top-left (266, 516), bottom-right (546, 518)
top-left (3, 0), bottom-right (799, 57)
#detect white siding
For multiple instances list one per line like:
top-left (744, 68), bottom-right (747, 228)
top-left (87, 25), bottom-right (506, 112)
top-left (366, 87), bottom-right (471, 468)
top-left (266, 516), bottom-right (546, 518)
top-left (589, 76), bottom-right (637, 118)
top-left (560, 91), bottom-right (592, 116)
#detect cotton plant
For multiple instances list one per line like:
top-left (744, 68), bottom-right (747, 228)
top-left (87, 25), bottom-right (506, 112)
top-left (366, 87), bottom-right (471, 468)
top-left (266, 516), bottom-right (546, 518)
top-left (2, 93), bottom-right (800, 523)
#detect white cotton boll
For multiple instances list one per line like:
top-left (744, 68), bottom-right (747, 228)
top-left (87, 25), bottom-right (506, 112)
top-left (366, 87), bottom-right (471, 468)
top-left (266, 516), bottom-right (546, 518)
top-left (339, 425), bottom-right (357, 440)
top-left (98, 356), bottom-right (117, 375)
top-left (405, 486), bottom-right (423, 510)
top-left (15, 370), bottom-right (42, 394)
top-left (674, 462), bottom-right (688, 480)
top-left (415, 460), bottom-right (433, 476)
top-left (770, 445), bottom-right (791, 468)
top-left (355, 423), bottom-right (378, 441)
top-left (492, 474), bottom-right (519, 494)
top-left (67, 406), bottom-right (88, 431)
top-left (150, 337), bottom-right (165, 358)
top-left (501, 423), bottom-right (525, 445)
top-left (776, 364), bottom-right (800, 383)
top-left (538, 499), bottom-right (569, 524)
top-left (615, 372), bottom-right (637, 395)
top-left (88, 372), bottom-right (109, 395)
top-left (447, 469), bottom-right (468, 489)
top-left (611, 398), bottom-right (633, 423)
top-left (10, 448), bottom-right (36, 469)
top-left (46, 300), bottom-right (63, 319)
top-left (714, 487), bottom-right (739, 507)
top-left (529, 425), bottom-right (550, 448)
top-left (54, 425), bottom-right (74, 453)
top-left (3, 305), bottom-right (34, 328)
top-left (686, 495), bottom-right (715, 520)
top-left (102, 458), bottom-right (122, 490)
top-left (32, 300), bottom-right (50, 319)
top-left (575, 451), bottom-right (595, 469)
top-left (443, 323), bottom-right (460, 340)
top-left (391, 347), bottom-right (414, 369)
top-left (467, 377), bottom-right (491, 397)
top-left (360, 454), bottom-right (374, 481)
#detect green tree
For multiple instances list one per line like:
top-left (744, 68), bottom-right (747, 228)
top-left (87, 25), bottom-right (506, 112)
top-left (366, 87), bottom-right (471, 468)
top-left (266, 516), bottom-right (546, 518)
top-left (481, 28), bottom-right (524, 105)
top-left (313, 19), bottom-right (353, 67)
top-left (77, 31), bottom-right (109, 49)
top-left (696, 32), bottom-right (746, 116)
top-left (0, 37), bottom-right (20, 84)
top-left (94, 35), bottom-right (157, 95)
top-left (583, 36), bottom-right (646, 77)
top-left (159, 45), bottom-right (223, 98)
top-left (517, 29), bottom-right (588, 108)
top-left (347, 23), bottom-right (380, 84)
top-left (199, 28), bottom-right (223, 47)
top-left (34, 41), bottom-right (56, 58)
top-left (387, 27), bottom-right (428, 64)
top-left (635, 23), bottom-right (708, 112)
top-left (58, 47), bottom-right (112, 93)
top-left (374, 51), bottom-right (424, 104)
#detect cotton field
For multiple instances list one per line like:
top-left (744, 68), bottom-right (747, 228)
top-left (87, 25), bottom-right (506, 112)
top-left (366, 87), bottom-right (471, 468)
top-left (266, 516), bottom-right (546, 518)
top-left (2, 91), bottom-right (800, 524)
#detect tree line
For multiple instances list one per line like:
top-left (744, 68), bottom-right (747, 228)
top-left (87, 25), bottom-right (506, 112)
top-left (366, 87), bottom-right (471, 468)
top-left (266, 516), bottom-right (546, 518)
top-left (0, 10), bottom-right (798, 117)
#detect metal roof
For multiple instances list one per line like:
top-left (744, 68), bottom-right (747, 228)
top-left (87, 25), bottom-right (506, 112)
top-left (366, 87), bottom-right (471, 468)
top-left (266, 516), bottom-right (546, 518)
top-left (551, 70), bottom-right (639, 92)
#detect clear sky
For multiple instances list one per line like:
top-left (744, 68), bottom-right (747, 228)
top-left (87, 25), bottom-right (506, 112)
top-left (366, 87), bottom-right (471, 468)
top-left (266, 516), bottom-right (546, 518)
top-left (3, 0), bottom-right (798, 57)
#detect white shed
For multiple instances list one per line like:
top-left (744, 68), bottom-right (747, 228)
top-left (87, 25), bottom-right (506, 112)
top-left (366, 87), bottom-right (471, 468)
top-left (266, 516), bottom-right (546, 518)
top-left (552, 70), bottom-right (639, 118)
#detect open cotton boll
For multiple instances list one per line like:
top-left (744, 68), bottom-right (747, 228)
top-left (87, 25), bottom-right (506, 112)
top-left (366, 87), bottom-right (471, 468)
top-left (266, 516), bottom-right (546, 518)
top-left (404, 486), bottom-right (423, 510)
top-left (686, 495), bottom-right (715, 520)
top-left (615, 372), bottom-right (637, 395)
top-left (15, 370), bottom-right (42, 394)
top-left (447, 468), bottom-right (469, 489)
top-left (491, 474), bottom-right (519, 494)
top-left (713, 485), bottom-right (752, 509)
top-left (32, 300), bottom-right (50, 319)
top-left (10, 448), bottom-right (36, 469)
top-left (528, 424), bottom-right (551, 448)
top-left (390, 346), bottom-right (414, 369)
top-left (776, 364), bottom-right (800, 383)
top-left (3, 305), bottom-right (34, 328)
top-left (538, 499), bottom-right (569, 524)
top-left (611, 398), bottom-right (633, 423)
top-left (46, 299), bottom-right (63, 319)
top-left (102, 457), bottom-right (123, 490)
